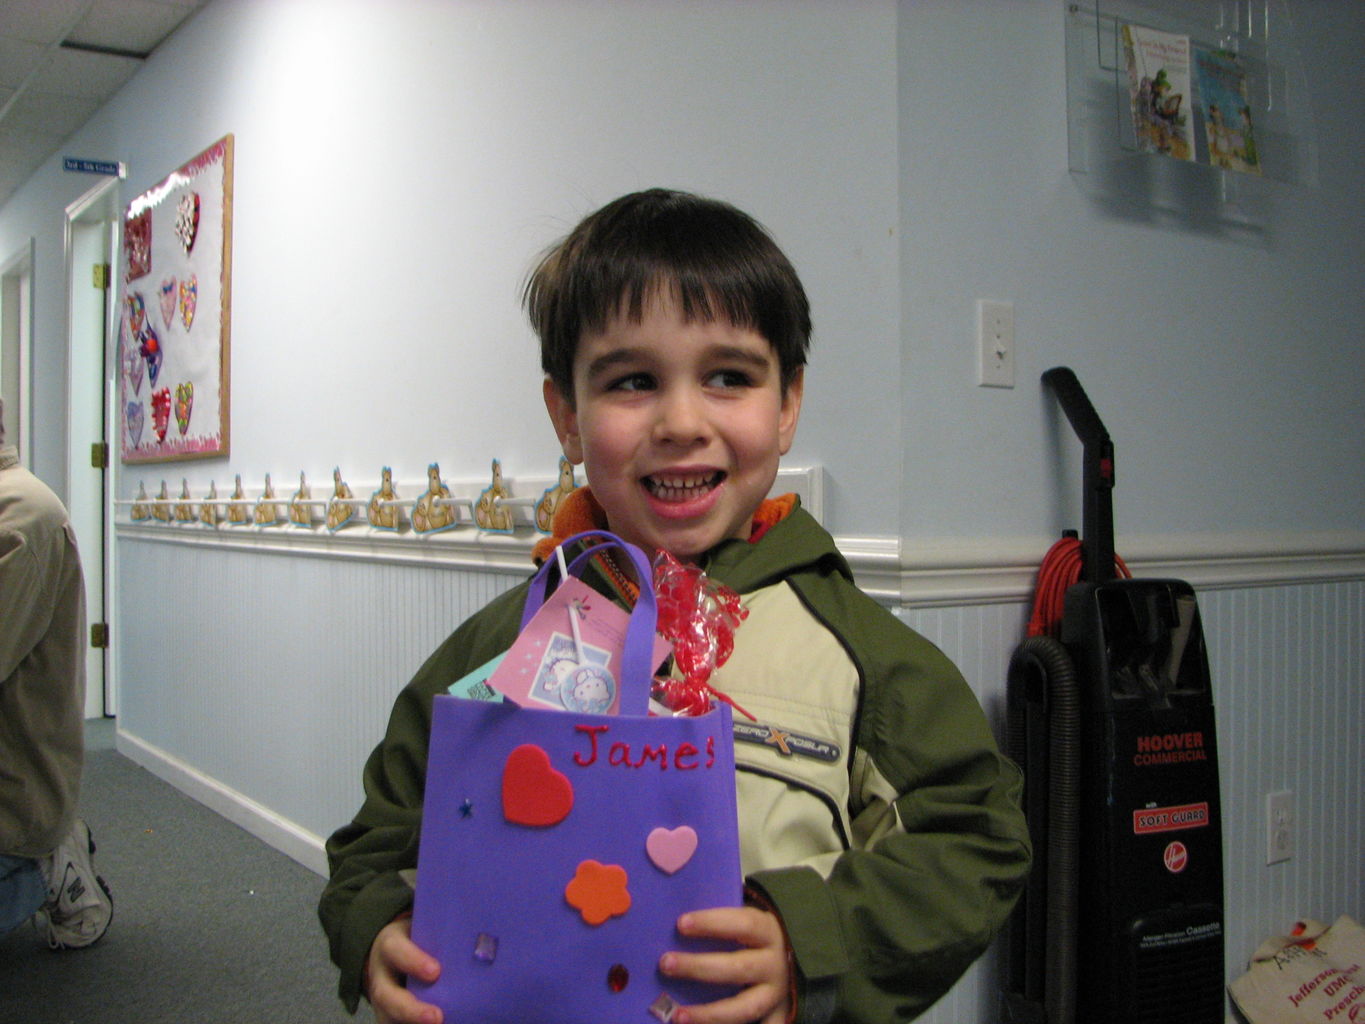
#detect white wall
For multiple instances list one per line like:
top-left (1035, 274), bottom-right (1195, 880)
top-left (895, 1), bottom-right (1365, 546)
top-left (4, 0), bottom-right (1360, 541)
top-left (0, 0), bottom-right (902, 534)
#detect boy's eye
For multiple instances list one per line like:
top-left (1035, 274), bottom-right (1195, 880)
top-left (607, 372), bottom-right (656, 392)
top-left (706, 369), bottom-right (754, 389)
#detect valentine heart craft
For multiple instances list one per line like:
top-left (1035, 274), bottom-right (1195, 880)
top-left (125, 401), bottom-right (144, 448)
top-left (159, 277), bottom-right (177, 330)
top-left (174, 191), bottom-right (200, 252)
top-left (122, 334), bottom-right (144, 395)
top-left (150, 387), bottom-right (171, 443)
top-left (174, 381), bottom-right (194, 435)
top-left (124, 210), bottom-right (151, 281)
top-left (140, 325), bottom-right (163, 387)
top-left (645, 825), bottom-right (699, 875)
top-left (179, 275), bottom-right (197, 331)
top-left (501, 744), bottom-right (574, 827)
top-left (126, 292), bottom-right (147, 338)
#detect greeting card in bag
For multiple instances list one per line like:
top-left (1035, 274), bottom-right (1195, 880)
top-left (411, 532), bottom-right (743, 1023)
top-left (485, 574), bottom-right (670, 716)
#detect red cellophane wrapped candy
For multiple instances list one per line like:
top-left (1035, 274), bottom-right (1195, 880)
top-left (651, 551), bottom-right (751, 718)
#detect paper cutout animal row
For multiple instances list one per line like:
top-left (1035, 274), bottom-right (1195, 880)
top-left (128, 458), bottom-right (576, 536)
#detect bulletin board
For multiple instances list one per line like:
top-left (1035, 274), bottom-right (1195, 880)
top-left (119, 134), bottom-right (233, 463)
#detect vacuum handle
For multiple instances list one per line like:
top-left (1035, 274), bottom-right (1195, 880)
top-left (1043, 367), bottom-right (1116, 585)
top-left (1042, 367), bottom-right (1108, 450)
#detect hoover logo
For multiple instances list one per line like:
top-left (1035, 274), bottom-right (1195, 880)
top-left (1133, 801), bottom-right (1211, 835)
top-left (1163, 841), bottom-right (1189, 873)
top-left (1133, 730), bottom-right (1208, 766)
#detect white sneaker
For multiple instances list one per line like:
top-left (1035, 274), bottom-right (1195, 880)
top-left (36, 819), bottom-right (113, 950)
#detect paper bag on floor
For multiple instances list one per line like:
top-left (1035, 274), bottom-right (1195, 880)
top-left (1228, 915), bottom-right (1365, 1023)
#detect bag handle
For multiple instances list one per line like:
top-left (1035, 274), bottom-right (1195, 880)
top-left (521, 530), bottom-right (657, 716)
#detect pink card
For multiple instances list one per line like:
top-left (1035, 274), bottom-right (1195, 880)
top-left (486, 577), bottom-right (670, 716)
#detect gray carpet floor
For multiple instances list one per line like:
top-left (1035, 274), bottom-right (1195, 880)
top-left (0, 720), bottom-right (366, 1024)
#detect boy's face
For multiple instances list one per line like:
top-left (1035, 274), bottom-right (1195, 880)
top-left (544, 292), bottom-right (802, 563)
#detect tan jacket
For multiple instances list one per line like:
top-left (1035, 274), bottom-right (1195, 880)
top-left (0, 446), bottom-right (87, 857)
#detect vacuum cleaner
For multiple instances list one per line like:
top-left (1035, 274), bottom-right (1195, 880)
top-left (1002, 367), bottom-right (1225, 1024)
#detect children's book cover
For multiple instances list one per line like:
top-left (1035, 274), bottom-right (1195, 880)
top-left (1122, 23), bottom-right (1195, 161)
top-left (1193, 46), bottom-right (1262, 175)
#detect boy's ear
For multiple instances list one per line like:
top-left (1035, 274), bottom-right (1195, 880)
top-left (543, 378), bottom-right (584, 464)
top-left (778, 366), bottom-right (804, 456)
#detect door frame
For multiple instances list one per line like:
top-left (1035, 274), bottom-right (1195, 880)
top-left (65, 178), bottom-right (121, 718)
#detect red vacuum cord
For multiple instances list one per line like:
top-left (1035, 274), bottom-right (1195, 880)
top-left (1026, 536), bottom-right (1131, 639)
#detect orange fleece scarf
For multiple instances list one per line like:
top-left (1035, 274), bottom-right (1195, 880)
top-left (530, 487), bottom-right (797, 567)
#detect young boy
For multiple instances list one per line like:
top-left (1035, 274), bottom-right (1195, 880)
top-left (319, 189), bottom-right (1030, 1024)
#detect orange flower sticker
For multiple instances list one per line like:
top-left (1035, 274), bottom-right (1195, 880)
top-left (565, 860), bottom-right (631, 925)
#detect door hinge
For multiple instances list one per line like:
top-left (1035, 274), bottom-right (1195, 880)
top-left (92, 263), bottom-right (111, 290)
top-left (90, 623), bottom-right (109, 649)
top-left (91, 442), bottom-right (109, 469)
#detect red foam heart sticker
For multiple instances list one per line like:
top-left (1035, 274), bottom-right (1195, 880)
top-left (502, 744), bottom-right (573, 827)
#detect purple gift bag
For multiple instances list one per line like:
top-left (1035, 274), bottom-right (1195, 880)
top-left (410, 533), bottom-right (742, 1023)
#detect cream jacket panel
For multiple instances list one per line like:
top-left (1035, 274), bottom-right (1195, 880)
top-left (709, 581), bottom-right (861, 878)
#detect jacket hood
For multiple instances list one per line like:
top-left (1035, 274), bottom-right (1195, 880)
top-left (702, 498), bottom-right (853, 596)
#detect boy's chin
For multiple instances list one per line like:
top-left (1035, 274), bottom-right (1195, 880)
top-left (642, 524), bottom-right (746, 564)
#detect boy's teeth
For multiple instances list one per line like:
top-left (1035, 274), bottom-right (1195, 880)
top-left (646, 472), bottom-right (719, 500)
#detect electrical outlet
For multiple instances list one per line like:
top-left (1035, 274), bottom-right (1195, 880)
top-left (976, 300), bottom-right (1014, 388)
top-left (1266, 790), bottom-right (1294, 865)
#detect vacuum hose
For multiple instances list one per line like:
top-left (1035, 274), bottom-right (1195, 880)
top-left (1006, 636), bottom-right (1081, 1024)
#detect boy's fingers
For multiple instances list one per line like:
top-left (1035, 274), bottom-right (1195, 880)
top-left (368, 919), bottom-right (444, 1024)
top-left (666, 986), bottom-right (782, 1024)
top-left (663, 906), bottom-right (791, 1024)
top-left (677, 906), bottom-right (784, 948)
top-left (370, 980), bottom-right (443, 1024)
top-left (658, 950), bottom-right (787, 1024)
top-left (662, 946), bottom-right (784, 987)
top-left (372, 917), bottom-right (441, 982)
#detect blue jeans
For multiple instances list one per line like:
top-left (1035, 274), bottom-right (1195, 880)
top-left (0, 854), bottom-right (47, 936)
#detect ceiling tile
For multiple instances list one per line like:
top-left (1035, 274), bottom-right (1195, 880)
top-left (0, 37), bottom-right (47, 89)
top-left (0, 0), bottom-right (203, 209)
top-left (70, 0), bottom-right (200, 55)
top-left (5, 89), bottom-right (103, 138)
top-left (0, 125), bottom-right (67, 169)
top-left (31, 47), bottom-right (141, 100)
top-left (0, 1), bottom-right (95, 44)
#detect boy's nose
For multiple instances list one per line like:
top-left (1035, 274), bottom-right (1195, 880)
top-left (652, 387), bottom-right (709, 446)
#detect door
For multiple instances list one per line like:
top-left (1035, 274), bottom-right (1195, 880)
top-left (67, 181), bottom-right (118, 719)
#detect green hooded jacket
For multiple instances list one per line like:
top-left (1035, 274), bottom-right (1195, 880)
top-left (319, 501), bottom-right (1029, 1022)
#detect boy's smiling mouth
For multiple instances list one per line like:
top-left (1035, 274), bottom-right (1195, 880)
top-left (642, 471), bottom-right (725, 504)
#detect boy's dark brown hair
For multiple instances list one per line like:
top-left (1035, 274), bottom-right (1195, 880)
top-left (524, 188), bottom-right (811, 401)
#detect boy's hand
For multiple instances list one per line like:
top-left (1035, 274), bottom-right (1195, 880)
top-left (366, 915), bottom-right (444, 1024)
top-left (659, 906), bottom-right (792, 1024)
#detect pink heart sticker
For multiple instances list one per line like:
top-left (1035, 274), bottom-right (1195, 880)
top-left (502, 744), bottom-right (574, 827)
top-left (646, 825), bottom-right (698, 874)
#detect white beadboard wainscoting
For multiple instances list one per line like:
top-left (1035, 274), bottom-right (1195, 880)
top-left (112, 524), bottom-right (1362, 1022)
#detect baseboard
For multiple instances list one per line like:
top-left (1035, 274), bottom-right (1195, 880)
top-left (115, 727), bottom-right (330, 877)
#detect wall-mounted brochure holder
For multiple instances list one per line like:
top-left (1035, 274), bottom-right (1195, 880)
top-left (1065, 0), bottom-right (1317, 225)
